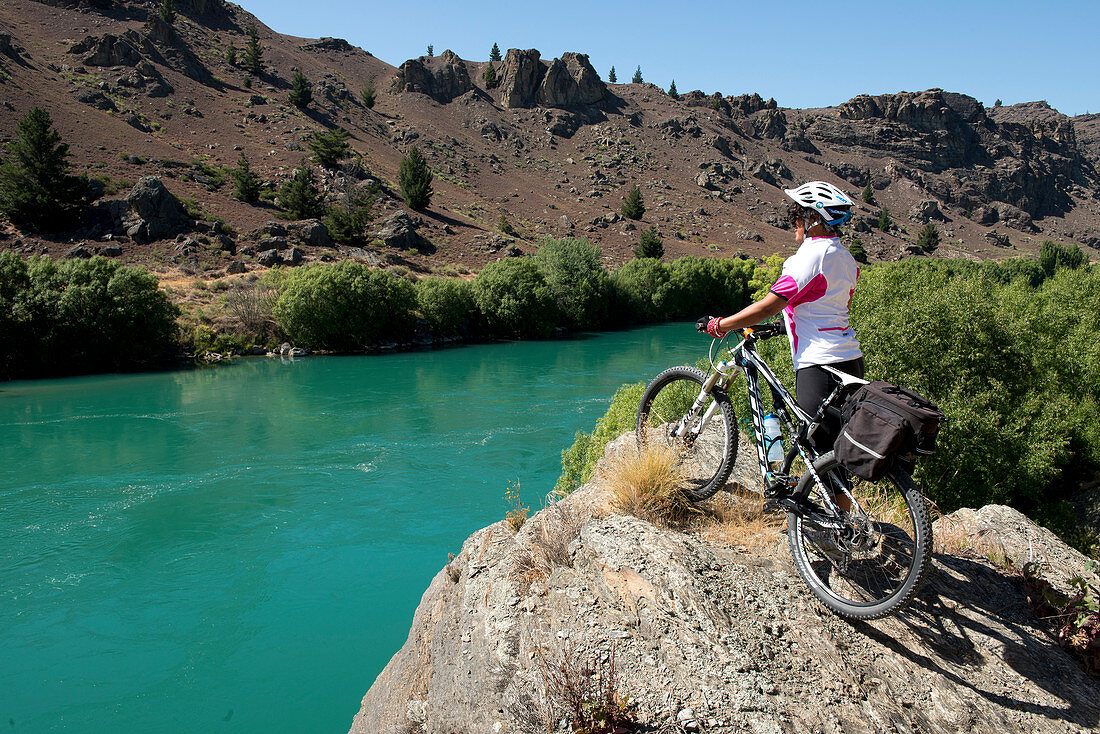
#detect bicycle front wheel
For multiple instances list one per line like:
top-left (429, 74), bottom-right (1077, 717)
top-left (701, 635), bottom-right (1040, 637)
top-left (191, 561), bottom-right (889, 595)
top-left (787, 452), bottom-right (931, 620)
top-left (635, 366), bottom-right (737, 502)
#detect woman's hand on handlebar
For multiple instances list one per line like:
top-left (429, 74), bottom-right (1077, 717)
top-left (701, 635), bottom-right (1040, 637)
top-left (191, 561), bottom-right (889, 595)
top-left (695, 316), bottom-right (728, 339)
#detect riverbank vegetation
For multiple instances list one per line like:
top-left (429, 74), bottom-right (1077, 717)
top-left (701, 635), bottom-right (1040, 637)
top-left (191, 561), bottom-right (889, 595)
top-left (555, 243), bottom-right (1099, 556)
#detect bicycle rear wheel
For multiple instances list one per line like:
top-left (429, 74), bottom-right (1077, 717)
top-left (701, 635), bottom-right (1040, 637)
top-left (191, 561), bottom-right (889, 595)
top-left (635, 366), bottom-right (737, 502)
top-left (787, 452), bottom-right (931, 620)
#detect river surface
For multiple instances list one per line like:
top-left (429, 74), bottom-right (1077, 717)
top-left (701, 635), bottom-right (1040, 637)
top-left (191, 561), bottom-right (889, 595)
top-left (0, 323), bottom-right (702, 734)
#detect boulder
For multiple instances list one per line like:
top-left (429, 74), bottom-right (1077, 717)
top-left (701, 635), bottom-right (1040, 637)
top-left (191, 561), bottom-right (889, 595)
top-left (257, 249), bottom-right (280, 267)
top-left (373, 211), bottom-right (422, 249)
top-left (65, 244), bottom-right (92, 259)
top-left (286, 219), bottom-right (332, 247)
top-left (123, 176), bottom-right (190, 242)
top-left (498, 48), bottom-right (545, 108)
top-left (226, 261), bottom-right (247, 275)
top-left (750, 158), bottom-right (792, 186)
top-left (908, 199), bottom-right (947, 222)
top-left (992, 202), bottom-right (1035, 231)
top-left (251, 221), bottom-right (288, 240)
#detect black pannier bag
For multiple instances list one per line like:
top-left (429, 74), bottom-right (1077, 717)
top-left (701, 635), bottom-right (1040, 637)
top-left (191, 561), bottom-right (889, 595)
top-left (834, 381), bottom-right (946, 481)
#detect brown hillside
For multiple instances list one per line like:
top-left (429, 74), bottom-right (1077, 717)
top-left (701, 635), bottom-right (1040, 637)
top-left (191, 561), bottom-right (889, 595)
top-left (1, 0), bottom-right (1098, 279)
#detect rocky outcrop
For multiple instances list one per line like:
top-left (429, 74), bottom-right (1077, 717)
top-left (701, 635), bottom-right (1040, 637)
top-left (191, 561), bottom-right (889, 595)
top-left (349, 434), bottom-right (1100, 734)
top-left (495, 49), bottom-right (608, 110)
top-left (70, 32), bottom-right (150, 67)
top-left (498, 48), bottom-right (545, 108)
top-left (805, 89), bottom-right (1097, 218)
top-left (91, 176), bottom-right (192, 242)
top-left (391, 50), bottom-right (473, 103)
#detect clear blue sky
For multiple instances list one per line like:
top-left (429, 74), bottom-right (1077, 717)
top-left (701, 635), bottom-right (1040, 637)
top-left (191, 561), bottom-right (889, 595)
top-left (236, 0), bottom-right (1098, 116)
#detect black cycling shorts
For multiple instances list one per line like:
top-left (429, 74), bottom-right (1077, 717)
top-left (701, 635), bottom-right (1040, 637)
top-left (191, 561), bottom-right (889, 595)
top-left (795, 357), bottom-right (865, 452)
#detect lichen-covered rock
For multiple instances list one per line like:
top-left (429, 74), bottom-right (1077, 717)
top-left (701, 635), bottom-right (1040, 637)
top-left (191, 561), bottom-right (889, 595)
top-left (349, 433), bottom-right (1100, 734)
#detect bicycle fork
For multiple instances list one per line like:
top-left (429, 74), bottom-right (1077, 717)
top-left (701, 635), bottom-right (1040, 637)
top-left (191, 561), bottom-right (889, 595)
top-left (676, 362), bottom-right (741, 440)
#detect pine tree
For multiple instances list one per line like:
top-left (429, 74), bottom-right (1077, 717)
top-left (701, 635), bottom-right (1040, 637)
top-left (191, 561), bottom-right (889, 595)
top-left (633, 225), bottom-right (663, 259)
top-left (289, 69), bottom-right (312, 109)
top-left (159, 0), bottom-right (175, 25)
top-left (668, 79), bottom-right (678, 99)
top-left (399, 145), bottom-right (433, 210)
top-left (497, 212), bottom-right (513, 235)
top-left (231, 152), bottom-right (261, 204)
top-left (243, 22), bottom-right (263, 76)
top-left (608, 66), bottom-right (617, 83)
top-left (632, 66), bottom-right (643, 84)
top-left (482, 63), bottom-right (497, 89)
top-left (916, 222), bottom-right (940, 252)
top-left (308, 128), bottom-right (351, 169)
top-left (861, 183), bottom-right (874, 204)
top-left (426, 44), bottom-right (434, 58)
top-left (225, 41), bottom-right (237, 67)
top-left (878, 206), bottom-right (892, 232)
top-left (490, 43), bottom-right (501, 63)
top-left (361, 79), bottom-right (376, 108)
top-left (325, 184), bottom-right (378, 245)
top-left (0, 107), bottom-right (88, 232)
top-left (278, 164), bottom-right (324, 220)
top-left (620, 184), bottom-right (645, 220)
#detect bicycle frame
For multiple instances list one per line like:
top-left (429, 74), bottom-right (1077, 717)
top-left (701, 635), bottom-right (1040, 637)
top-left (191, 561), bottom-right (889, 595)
top-left (691, 332), bottom-right (856, 520)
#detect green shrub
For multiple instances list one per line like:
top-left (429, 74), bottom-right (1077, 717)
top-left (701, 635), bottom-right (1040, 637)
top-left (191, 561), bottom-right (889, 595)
top-left (415, 276), bottom-right (476, 337)
top-left (1039, 241), bottom-right (1085, 277)
top-left (608, 257), bottom-right (671, 323)
top-left (482, 63), bottom-right (497, 89)
top-left (861, 183), bottom-right (874, 204)
top-left (878, 206), bottom-right (892, 232)
top-left (665, 256), bottom-right (755, 319)
top-left (471, 258), bottom-right (557, 338)
top-left (360, 80), bottom-right (375, 108)
top-left (273, 262), bottom-right (416, 349)
top-left (534, 237), bottom-right (611, 329)
top-left (399, 145), bottom-right (433, 210)
top-left (555, 382), bottom-right (646, 495)
top-left (0, 253), bottom-right (179, 379)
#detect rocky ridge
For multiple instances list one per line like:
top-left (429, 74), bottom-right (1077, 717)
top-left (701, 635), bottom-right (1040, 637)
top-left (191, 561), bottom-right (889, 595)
top-left (350, 433), bottom-right (1100, 733)
top-left (1, 0), bottom-right (1099, 277)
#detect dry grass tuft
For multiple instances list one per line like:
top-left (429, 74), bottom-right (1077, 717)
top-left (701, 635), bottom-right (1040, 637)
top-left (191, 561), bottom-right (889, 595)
top-left (605, 445), bottom-right (701, 529)
top-left (504, 482), bottom-right (530, 532)
top-left (699, 484), bottom-right (785, 551)
top-left (514, 501), bottom-right (586, 592)
top-left (933, 508), bottom-right (1010, 566)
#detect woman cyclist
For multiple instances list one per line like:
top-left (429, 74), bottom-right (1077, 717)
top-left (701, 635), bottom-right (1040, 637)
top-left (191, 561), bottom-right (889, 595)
top-left (696, 181), bottom-right (863, 455)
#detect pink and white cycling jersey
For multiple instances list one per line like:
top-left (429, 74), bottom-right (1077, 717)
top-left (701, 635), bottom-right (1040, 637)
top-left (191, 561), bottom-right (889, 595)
top-left (769, 236), bottom-right (861, 370)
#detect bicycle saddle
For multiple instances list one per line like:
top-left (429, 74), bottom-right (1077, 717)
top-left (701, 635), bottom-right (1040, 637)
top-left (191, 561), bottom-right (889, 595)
top-left (820, 365), bottom-right (869, 387)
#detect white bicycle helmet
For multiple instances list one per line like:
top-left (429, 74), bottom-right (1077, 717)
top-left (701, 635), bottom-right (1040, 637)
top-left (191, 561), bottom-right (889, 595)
top-left (784, 181), bottom-right (854, 227)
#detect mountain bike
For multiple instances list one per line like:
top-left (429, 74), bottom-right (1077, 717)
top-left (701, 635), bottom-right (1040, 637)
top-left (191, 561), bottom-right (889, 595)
top-left (635, 321), bottom-right (931, 619)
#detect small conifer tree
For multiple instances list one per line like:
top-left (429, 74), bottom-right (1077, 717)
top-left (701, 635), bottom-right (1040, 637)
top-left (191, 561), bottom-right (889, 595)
top-left (278, 164), bottom-right (324, 220)
top-left (308, 128), bottom-right (351, 169)
top-left (325, 184), bottom-right (378, 245)
top-left (633, 225), bottom-right (663, 259)
top-left (482, 63), bottom-right (497, 89)
top-left (361, 80), bottom-right (376, 108)
top-left (632, 66), bottom-right (643, 83)
top-left (243, 23), bottom-right (264, 76)
top-left (399, 145), bottom-right (433, 210)
top-left (668, 79), bottom-right (678, 99)
top-left (427, 44), bottom-right (434, 57)
top-left (861, 183), bottom-right (874, 204)
top-left (289, 69), bottom-right (312, 109)
top-left (225, 41), bottom-right (237, 66)
top-left (159, 0), bottom-right (175, 26)
top-left (916, 222), bottom-right (940, 252)
top-left (608, 66), bottom-right (617, 83)
top-left (490, 43), bottom-right (501, 63)
top-left (878, 206), bottom-right (892, 232)
top-left (620, 184), bottom-right (645, 220)
top-left (497, 212), bottom-right (513, 235)
top-left (0, 107), bottom-right (89, 232)
top-left (231, 152), bottom-right (261, 204)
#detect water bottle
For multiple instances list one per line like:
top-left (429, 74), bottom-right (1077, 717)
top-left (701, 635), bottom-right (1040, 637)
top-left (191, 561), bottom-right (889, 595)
top-left (763, 412), bottom-right (784, 463)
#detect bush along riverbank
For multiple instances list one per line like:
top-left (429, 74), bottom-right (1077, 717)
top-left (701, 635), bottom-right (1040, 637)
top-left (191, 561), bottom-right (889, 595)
top-left (556, 248), bottom-right (1100, 558)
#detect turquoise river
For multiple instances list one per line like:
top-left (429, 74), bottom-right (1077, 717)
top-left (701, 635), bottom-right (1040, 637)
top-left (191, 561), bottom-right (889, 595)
top-left (1, 323), bottom-right (703, 734)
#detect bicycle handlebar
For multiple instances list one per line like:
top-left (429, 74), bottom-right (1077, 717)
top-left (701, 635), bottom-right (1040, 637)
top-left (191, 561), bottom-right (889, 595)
top-left (742, 320), bottom-right (786, 341)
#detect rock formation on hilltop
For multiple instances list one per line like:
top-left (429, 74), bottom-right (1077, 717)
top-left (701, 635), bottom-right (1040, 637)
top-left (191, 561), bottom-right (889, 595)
top-left (391, 50), bottom-right (474, 103)
top-left (349, 434), bottom-right (1100, 734)
top-left (801, 89), bottom-right (1096, 220)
